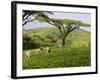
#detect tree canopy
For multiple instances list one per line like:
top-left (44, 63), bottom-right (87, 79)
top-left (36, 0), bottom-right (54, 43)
top-left (37, 18), bottom-right (90, 27)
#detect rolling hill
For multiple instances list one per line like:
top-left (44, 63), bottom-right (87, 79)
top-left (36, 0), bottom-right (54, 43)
top-left (23, 27), bottom-right (90, 38)
top-left (23, 27), bottom-right (91, 69)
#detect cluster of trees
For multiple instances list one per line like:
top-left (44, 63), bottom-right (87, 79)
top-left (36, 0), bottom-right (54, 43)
top-left (23, 10), bottom-right (90, 49)
top-left (23, 33), bottom-right (58, 50)
top-left (23, 34), bottom-right (41, 50)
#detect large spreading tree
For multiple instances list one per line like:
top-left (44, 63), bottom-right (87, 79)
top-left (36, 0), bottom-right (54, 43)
top-left (37, 18), bottom-right (90, 48)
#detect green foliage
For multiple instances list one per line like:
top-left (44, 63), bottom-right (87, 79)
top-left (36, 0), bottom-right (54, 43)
top-left (23, 27), bottom-right (90, 69)
top-left (45, 34), bottom-right (57, 43)
top-left (23, 47), bottom-right (90, 69)
top-left (37, 18), bottom-right (90, 26)
top-left (23, 34), bottom-right (41, 50)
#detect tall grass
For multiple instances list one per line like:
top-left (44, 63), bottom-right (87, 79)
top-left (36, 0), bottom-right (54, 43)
top-left (23, 47), bottom-right (90, 69)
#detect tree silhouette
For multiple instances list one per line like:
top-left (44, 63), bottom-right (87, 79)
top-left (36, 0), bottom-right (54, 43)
top-left (23, 10), bottom-right (53, 26)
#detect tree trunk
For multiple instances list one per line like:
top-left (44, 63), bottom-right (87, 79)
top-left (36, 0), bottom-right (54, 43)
top-left (60, 37), bottom-right (66, 49)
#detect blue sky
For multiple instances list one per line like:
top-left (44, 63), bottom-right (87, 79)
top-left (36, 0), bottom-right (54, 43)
top-left (23, 11), bottom-right (91, 30)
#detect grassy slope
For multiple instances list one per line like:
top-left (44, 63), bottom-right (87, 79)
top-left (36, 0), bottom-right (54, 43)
top-left (23, 27), bottom-right (58, 37)
top-left (23, 47), bottom-right (90, 69)
top-left (23, 27), bottom-right (91, 69)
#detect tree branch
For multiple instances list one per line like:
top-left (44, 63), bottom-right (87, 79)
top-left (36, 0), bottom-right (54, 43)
top-left (23, 13), bottom-right (32, 21)
top-left (23, 16), bottom-right (38, 26)
top-left (69, 25), bottom-right (79, 32)
top-left (63, 24), bottom-right (78, 38)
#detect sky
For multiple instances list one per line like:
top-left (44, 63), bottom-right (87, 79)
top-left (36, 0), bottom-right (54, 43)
top-left (23, 11), bottom-right (91, 31)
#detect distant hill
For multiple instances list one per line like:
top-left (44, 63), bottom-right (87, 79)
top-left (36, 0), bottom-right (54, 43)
top-left (23, 26), bottom-right (89, 36)
top-left (78, 27), bottom-right (90, 33)
top-left (23, 27), bottom-right (58, 37)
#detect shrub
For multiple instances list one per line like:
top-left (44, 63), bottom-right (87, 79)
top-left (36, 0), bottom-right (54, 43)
top-left (45, 34), bottom-right (57, 43)
top-left (23, 34), bottom-right (41, 50)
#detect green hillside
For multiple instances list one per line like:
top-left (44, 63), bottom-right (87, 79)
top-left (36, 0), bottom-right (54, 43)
top-left (23, 27), bottom-right (90, 38)
top-left (23, 27), bottom-right (57, 37)
top-left (23, 27), bottom-right (91, 69)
